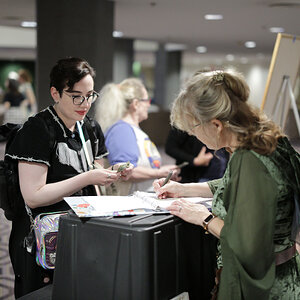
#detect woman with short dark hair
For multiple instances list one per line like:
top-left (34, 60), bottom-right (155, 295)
top-left (7, 57), bottom-right (132, 298)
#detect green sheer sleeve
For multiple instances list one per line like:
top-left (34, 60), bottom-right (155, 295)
top-left (218, 150), bottom-right (278, 300)
top-left (207, 178), bottom-right (222, 194)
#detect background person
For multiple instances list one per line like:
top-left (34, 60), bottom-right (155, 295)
top-left (2, 78), bottom-right (28, 124)
top-left (165, 127), bottom-right (229, 183)
top-left (6, 57), bottom-right (132, 298)
top-left (18, 68), bottom-right (38, 116)
top-left (154, 70), bottom-right (300, 299)
top-left (95, 78), bottom-right (179, 195)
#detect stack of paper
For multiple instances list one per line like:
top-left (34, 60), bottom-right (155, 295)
top-left (64, 192), bottom-right (212, 218)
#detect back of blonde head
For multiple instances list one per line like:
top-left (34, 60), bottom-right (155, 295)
top-left (95, 78), bottom-right (145, 132)
top-left (171, 70), bottom-right (284, 155)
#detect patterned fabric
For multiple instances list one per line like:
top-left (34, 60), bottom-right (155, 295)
top-left (207, 138), bottom-right (300, 299)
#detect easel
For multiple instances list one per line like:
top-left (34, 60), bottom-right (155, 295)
top-left (272, 75), bottom-right (300, 137)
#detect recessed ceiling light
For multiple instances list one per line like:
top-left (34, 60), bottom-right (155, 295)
top-left (21, 21), bottom-right (37, 28)
top-left (113, 31), bottom-right (124, 38)
top-left (226, 54), bottom-right (235, 61)
top-left (269, 27), bottom-right (285, 33)
top-left (204, 14), bottom-right (223, 20)
top-left (165, 43), bottom-right (187, 51)
top-left (196, 46), bottom-right (207, 53)
top-left (244, 41), bottom-right (256, 48)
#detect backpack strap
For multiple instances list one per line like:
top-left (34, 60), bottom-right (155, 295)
top-left (23, 116), bottom-right (57, 221)
top-left (83, 117), bottom-right (98, 159)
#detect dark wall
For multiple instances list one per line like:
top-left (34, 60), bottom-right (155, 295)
top-left (140, 111), bottom-right (171, 147)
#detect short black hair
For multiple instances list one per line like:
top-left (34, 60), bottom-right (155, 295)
top-left (50, 57), bottom-right (96, 96)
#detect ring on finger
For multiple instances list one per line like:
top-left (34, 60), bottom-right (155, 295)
top-left (179, 206), bottom-right (182, 212)
top-left (107, 174), bottom-right (111, 179)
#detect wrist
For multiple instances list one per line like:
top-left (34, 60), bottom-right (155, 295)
top-left (193, 157), bottom-right (198, 166)
top-left (155, 169), bottom-right (160, 179)
top-left (202, 213), bottom-right (216, 233)
top-left (83, 169), bottom-right (95, 186)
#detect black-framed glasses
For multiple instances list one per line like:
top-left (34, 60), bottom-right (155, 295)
top-left (63, 91), bottom-right (99, 105)
top-left (192, 123), bottom-right (202, 129)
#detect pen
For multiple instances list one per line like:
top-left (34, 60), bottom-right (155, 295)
top-left (162, 170), bottom-right (173, 187)
top-left (176, 161), bottom-right (189, 169)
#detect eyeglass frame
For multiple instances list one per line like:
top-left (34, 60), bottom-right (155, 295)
top-left (187, 122), bottom-right (202, 135)
top-left (192, 123), bottom-right (202, 129)
top-left (63, 90), bottom-right (100, 105)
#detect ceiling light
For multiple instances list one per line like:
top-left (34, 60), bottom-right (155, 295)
top-left (204, 14), bottom-right (223, 20)
top-left (196, 46), bottom-right (207, 53)
top-left (165, 43), bottom-right (187, 51)
top-left (21, 21), bottom-right (37, 28)
top-left (244, 41), bottom-right (256, 48)
top-left (226, 54), bottom-right (235, 61)
top-left (8, 71), bottom-right (19, 80)
top-left (113, 31), bottom-right (124, 38)
top-left (269, 27), bottom-right (285, 33)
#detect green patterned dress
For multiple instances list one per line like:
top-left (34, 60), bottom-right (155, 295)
top-left (207, 138), bottom-right (300, 300)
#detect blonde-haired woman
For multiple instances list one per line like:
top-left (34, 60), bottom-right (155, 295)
top-left (18, 69), bottom-right (37, 115)
top-left (153, 70), bottom-right (300, 299)
top-left (95, 78), bottom-right (178, 195)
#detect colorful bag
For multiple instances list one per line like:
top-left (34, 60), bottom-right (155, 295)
top-left (34, 211), bottom-right (68, 269)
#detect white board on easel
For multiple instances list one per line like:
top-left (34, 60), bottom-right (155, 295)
top-left (261, 33), bottom-right (300, 131)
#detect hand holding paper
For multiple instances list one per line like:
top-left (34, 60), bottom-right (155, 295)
top-left (111, 162), bottom-right (134, 180)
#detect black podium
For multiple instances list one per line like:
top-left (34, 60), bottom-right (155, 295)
top-left (52, 213), bottom-right (217, 300)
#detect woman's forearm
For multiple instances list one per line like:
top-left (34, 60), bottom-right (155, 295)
top-left (19, 162), bottom-right (119, 209)
top-left (129, 166), bottom-right (159, 180)
top-left (21, 171), bottom-right (91, 208)
top-left (182, 182), bottom-right (213, 198)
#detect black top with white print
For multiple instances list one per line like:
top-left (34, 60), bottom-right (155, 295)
top-left (6, 105), bottom-right (108, 216)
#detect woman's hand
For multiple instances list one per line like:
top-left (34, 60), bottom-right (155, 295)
top-left (90, 168), bottom-right (120, 186)
top-left (111, 162), bottom-right (134, 181)
top-left (153, 178), bottom-right (184, 199)
top-left (157, 165), bottom-right (181, 181)
top-left (167, 199), bottom-right (210, 226)
top-left (193, 146), bottom-right (213, 166)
